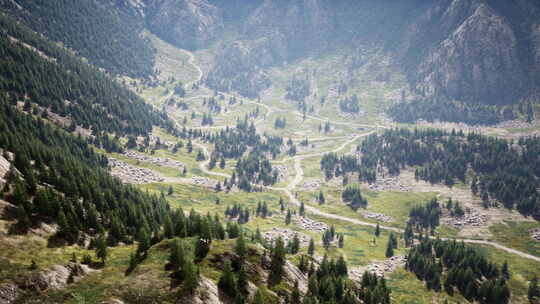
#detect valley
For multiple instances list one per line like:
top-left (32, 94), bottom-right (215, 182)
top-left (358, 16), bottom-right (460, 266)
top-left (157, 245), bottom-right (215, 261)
top-left (1, 1), bottom-right (540, 304)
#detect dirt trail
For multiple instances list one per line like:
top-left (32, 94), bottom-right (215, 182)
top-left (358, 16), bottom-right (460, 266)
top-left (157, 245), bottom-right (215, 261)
top-left (193, 142), bottom-right (231, 179)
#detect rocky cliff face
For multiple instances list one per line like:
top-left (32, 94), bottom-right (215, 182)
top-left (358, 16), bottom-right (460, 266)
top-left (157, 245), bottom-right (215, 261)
top-left (401, 0), bottom-right (540, 106)
top-left (406, 1), bottom-right (526, 105)
top-left (145, 0), bottom-right (224, 50)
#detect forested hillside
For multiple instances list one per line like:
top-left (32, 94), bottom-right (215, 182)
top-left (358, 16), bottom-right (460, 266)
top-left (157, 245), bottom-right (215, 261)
top-left (358, 128), bottom-right (540, 219)
top-left (0, 14), bottom-right (174, 137)
top-left (0, 0), bottom-right (155, 78)
top-left (0, 96), bottom-right (171, 245)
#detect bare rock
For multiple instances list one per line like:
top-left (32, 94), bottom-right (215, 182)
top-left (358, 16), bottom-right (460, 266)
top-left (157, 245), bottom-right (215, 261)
top-left (0, 282), bottom-right (20, 304)
top-left (0, 154), bottom-right (11, 189)
top-left (284, 260), bottom-right (308, 294)
top-left (177, 276), bottom-right (223, 304)
top-left (101, 299), bottom-right (125, 304)
top-left (16, 263), bottom-right (94, 292)
top-left (530, 228), bottom-right (540, 242)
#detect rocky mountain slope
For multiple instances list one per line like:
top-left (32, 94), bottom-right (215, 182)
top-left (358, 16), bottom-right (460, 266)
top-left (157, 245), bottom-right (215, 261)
top-left (120, 0), bottom-right (540, 117)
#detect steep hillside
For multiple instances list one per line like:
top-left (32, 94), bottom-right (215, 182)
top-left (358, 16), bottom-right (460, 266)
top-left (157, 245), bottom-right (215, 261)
top-left (396, 0), bottom-right (540, 120)
top-left (0, 13), bottom-right (174, 137)
top-left (0, 0), bottom-right (156, 78)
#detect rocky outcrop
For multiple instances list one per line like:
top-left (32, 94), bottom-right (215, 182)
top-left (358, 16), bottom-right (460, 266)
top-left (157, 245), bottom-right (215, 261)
top-left (407, 1), bottom-right (525, 105)
top-left (402, 0), bottom-right (540, 106)
top-left (177, 276), bottom-right (223, 304)
top-left (16, 263), bottom-right (94, 292)
top-left (0, 282), bottom-right (19, 304)
top-left (0, 154), bottom-right (11, 189)
top-left (146, 0), bottom-right (223, 50)
top-left (0, 263), bottom-right (95, 304)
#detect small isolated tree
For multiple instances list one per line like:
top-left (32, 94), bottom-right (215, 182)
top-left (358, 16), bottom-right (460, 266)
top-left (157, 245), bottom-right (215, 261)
top-left (308, 238), bottom-right (315, 256)
top-left (285, 209), bottom-right (292, 225)
top-left (338, 234), bottom-right (344, 248)
top-left (219, 157), bottom-right (226, 169)
top-left (385, 238), bottom-right (394, 258)
top-left (529, 276), bottom-right (540, 304)
top-left (299, 202), bottom-right (305, 216)
top-left (95, 236), bottom-right (108, 265)
top-left (375, 223), bottom-right (381, 237)
top-left (168, 185), bottom-right (174, 196)
top-left (318, 191), bottom-right (325, 205)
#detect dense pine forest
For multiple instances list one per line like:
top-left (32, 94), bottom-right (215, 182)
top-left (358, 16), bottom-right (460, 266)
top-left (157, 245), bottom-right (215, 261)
top-left (0, 96), bottom-right (171, 245)
top-left (0, 14), bottom-right (173, 137)
top-left (0, 0), bottom-right (155, 78)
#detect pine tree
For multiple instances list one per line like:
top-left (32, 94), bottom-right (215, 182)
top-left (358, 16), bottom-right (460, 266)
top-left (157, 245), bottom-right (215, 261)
top-left (299, 202), bottom-right (305, 216)
top-left (127, 252), bottom-right (137, 274)
top-left (220, 157), bottom-right (226, 169)
top-left (318, 191), bottom-right (325, 205)
top-left (501, 261), bottom-right (510, 280)
top-left (338, 234), bottom-right (344, 248)
top-left (285, 209), bottom-right (292, 225)
top-left (95, 236), bottom-right (108, 265)
top-left (375, 223), bottom-right (381, 237)
top-left (235, 234), bottom-right (247, 265)
top-left (290, 234), bottom-right (300, 254)
top-left (236, 265), bottom-right (248, 295)
top-left (268, 237), bottom-right (286, 286)
top-left (529, 276), bottom-right (540, 304)
top-left (322, 230), bottom-right (332, 250)
top-left (183, 256), bottom-right (199, 293)
top-left (385, 238), bottom-right (394, 258)
top-left (168, 185), bottom-right (174, 196)
top-left (308, 238), bottom-right (315, 256)
top-left (218, 260), bottom-right (237, 298)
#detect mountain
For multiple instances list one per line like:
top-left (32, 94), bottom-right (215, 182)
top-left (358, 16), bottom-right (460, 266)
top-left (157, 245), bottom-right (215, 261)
top-left (122, 0), bottom-right (540, 124)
